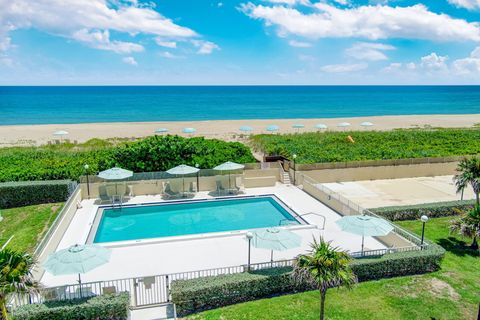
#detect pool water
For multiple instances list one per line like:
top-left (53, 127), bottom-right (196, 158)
top-left (93, 197), bottom-right (300, 243)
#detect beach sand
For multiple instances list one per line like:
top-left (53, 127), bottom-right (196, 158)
top-left (1, 114), bottom-right (479, 147)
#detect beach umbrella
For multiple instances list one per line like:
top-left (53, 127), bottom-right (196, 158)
top-left (239, 126), bottom-right (253, 133)
top-left (53, 130), bottom-right (69, 141)
top-left (213, 161), bottom-right (245, 189)
top-left (44, 244), bottom-right (111, 297)
top-left (292, 124), bottom-right (305, 132)
top-left (182, 127), bottom-right (196, 135)
top-left (154, 128), bottom-right (169, 134)
top-left (360, 121), bottom-right (374, 129)
top-left (250, 227), bottom-right (301, 262)
top-left (167, 164), bottom-right (200, 194)
top-left (266, 125), bottom-right (279, 133)
top-left (98, 167), bottom-right (133, 194)
top-left (337, 122), bottom-right (351, 130)
top-left (336, 215), bottom-right (393, 255)
top-left (315, 124), bottom-right (328, 130)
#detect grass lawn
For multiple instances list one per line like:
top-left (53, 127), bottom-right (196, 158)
top-left (187, 217), bottom-right (479, 320)
top-left (0, 203), bottom-right (64, 253)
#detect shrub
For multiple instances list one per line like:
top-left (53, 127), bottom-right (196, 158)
top-left (171, 245), bottom-right (445, 316)
top-left (0, 180), bottom-right (75, 209)
top-left (12, 293), bottom-right (129, 320)
top-left (371, 200), bottom-right (476, 221)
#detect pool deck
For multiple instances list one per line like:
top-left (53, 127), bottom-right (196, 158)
top-left (40, 183), bottom-right (386, 287)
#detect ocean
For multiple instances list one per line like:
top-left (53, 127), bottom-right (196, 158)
top-left (0, 86), bottom-right (479, 125)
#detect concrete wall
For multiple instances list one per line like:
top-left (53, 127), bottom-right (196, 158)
top-left (298, 161), bottom-right (458, 183)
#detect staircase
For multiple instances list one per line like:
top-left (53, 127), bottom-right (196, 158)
top-left (282, 172), bottom-right (292, 185)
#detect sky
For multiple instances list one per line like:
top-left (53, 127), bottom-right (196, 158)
top-left (1, 0), bottom-right (480, 85)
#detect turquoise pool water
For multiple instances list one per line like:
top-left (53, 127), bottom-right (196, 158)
top-left (93, 197), bottom-right (300, 243)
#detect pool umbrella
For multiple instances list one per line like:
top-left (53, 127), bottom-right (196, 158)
top-left (53, 130), bottom-right (69, 141)
top-left (98, 167), bottom-right (133, 194)
top-left (167, 164), bottom-right (200, 194)
top-left (315, 124), bottom-right (327, 130)
top-left (239, 126), bottom-right (253, 133)
top-left (251, 227), bottom-right (302, 262)
top-left (266, 125), bottom-right (279, 133)
top-left (336, 215), bottom-right (393, 255)
top-left (43, 244), bottom-right (111, 297)
top-left (292, 124), bottom-right (305, 132)
top-left (154, 128), bottom-right (169, 134)
top-left (182, 127), bottom-right (196, 135)
top-left (337, 122), bottom-right (351, 130)
top-left (360, 121), bottom-right (374, 129)
top-left (213, 161), bottom-right (245, 189)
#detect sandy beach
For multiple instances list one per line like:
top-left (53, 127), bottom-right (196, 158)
top-left (1, 114), bottom-right (479, 147)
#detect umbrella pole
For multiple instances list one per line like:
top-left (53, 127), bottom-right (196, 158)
top-left (361, 236), bottom-right (364, 257)
top-left (183, 176), bottom-right (185, 197)
top-left (270, 250), bottom-right (274, 267)
top-left (78, 273), bottom-right (83, 298)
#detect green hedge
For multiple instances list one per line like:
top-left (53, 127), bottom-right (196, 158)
top-left (0, 180), bottom-right (75, 209)
top-left (371, 200), bottom-right (476, 221)
top-left (171, 245), bottom-right (445, 316)
top-left (12, 293), bottom-right (129, 320)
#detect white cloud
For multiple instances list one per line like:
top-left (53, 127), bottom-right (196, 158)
top-left (122, 56), bottom-right (138, 65)
top-left (264, 0), bottom-right (308, 5)
top-left (0, 0), bottom-right (199, 54)
top-left (72, 29), bottom-right (144, 53)
top-left (288, 40), bottom-right (312, 47)
top-left (191, 40), bottom-right (220, 55)
top-left (320, 63), bottom-right (367, 73)
top-left (453, 47), bottom-right (480, 75)
top-left (420, 53), bottom-right (448, 71)
top-left (334, 0), bottom-right (349, 5)
top-left (155, 39), bottom-right (177, 48)
top-left (159, 51), bottom-right (183, 59)
top-left (241, 3), bottom-right (480, 42)
top-left (448, 0), bottom-right (480, 10)
top-left (345, 42), bottom-right (395, 61)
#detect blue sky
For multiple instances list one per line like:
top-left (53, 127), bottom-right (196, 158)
top-left (1, 0), bottom-right (480, 85)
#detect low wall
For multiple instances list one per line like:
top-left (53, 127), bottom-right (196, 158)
top-left (33, 187), bottom-right (82, 280)
top-left (298, 161), bottom-right (458, 183)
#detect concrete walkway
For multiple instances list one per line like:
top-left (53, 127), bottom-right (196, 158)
top-left (129, 304), bottom-right (175, 320)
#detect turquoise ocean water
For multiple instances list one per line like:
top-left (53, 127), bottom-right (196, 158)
top-left (0, 86), bottom-right (479, 125)
top-left (94, 197), bottom-right (299, 243)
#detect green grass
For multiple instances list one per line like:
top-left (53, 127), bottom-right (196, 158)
top-left (0, 203), bottom-right (64, 253)
top-left (187, 217), bottom-right (480, 320)
top-left (250, 128), bottom-right (480, 163)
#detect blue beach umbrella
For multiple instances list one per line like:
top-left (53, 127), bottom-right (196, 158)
top-left (239, 126), bottom-right (253, 133)
top-left (154, 128), bottom-right (169, 134)
top-left (292, 124), bottom-right (305, 132)
top-left (337, 122), bottom-right (351, 130)
top-left (167, 164), bottom-right (200, 193)
top-left (44, 244), bottom-right (111, 296)
top-left (315, 124), bottom-right (327, 130)
top-left (53, 130), bottom-right (69, 141)
top-left (336, 215), bottom-right (393, 254)
top-left (251, 227), bottom-right (301, 261)
top-left (182, 127), bottom-right (196, 134)
top-left (360, 121), bottom-right (374, 129)
top-left (266, 125), bottom-right (280, 133)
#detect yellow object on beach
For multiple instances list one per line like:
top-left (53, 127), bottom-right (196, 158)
top-left (347, 135), bottom-right (355, 143)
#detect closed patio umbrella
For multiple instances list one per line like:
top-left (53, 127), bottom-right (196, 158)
top-left (336, 215), bottom-right (393, 255)
top-left (43, 244), bottom-right (111, 297)
top-left (250, 227), bottom-right (302, 262)
top-left (213, 161), bottom-right (245, 190)
top-left (167, 164), bottom-right (200, 194)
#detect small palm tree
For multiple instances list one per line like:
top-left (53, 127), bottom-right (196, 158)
top-left (450, 205), bottom-right (480, 251)
top-left (453, 157), bottom-right (480, 205)
top-left (293, 238), bottom-right (357, 320)
top-left (0, 249), bottom-right (39, 320)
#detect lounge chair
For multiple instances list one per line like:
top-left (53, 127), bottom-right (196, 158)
top-left (215, 180), bottom-right (226, 196)
top-left (98, 185), bottom-right (111, 204)
top-left (163, 182), bottom-right (181, 199)
top-left (235, 176), bottom-right (245, 194)
top-left (106, 184), bottom-right (122, 205)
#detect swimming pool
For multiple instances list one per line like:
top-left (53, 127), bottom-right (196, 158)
top-left (92, 196), bottom-right (302, 243)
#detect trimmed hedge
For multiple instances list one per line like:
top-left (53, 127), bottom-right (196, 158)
top-left (0, 180), bottom-right (75, 209)
top-left (371, 200), bottom-right (476, 221)
top-left (171, 245), bottom-right (445, 316)
top-left (12, 293), bottom-right (129, 320)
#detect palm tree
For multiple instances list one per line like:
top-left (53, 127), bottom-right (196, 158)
top-left (453, 157), bottom-right (480, 205)
top-left (293, 238), bottom-right (357, 320)
top-left (0, 249), bottom-right (39, 320)
top-left (450, 205), bottom-right (480, 251)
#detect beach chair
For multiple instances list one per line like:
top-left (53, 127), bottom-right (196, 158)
top-left (163, 182), bottom-right (181, 199)
top-left (235, 176), bottom-right (245, 194)
top-left (98, 185), bottom-right (111, 204)
top-left (215, 180), bottom-right (226, 196)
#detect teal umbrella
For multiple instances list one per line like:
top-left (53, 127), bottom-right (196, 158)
top-left (251, 228), bottom-right (301, 262)
top-left (44, 244), bottom-right (111, 296)
top-left (239, 126), bottom-right (253, 133)
top-left (98, 167), bottom-right (133, 195)
top-left (360, 121), bottom-right (374, 129)
top-left (337, 122), bottom-right (351, 130)
top-left (182, 127), bottom-right (196, 134)
top-left (213, 162), bottom-right (245, 189)
top-left (336, 215), bottom-right (393, 254)
top-left (53, 130), bottom-right (69, 141)
top-left (266, 125), bottom-right (279, 133)
top-left (154, 128), bottom-right (169, 134)
top-left (315, 123), bottom-right (327, 130)
top-left (292, 124), bottom-right (304, 132)
top-left (167, 164), bottom-right (200, 194)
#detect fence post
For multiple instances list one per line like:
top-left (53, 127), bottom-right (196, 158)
top-left (132, 278), bottom-right (138, 307)
top-left (166, 275), bottom-right (170, 302)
